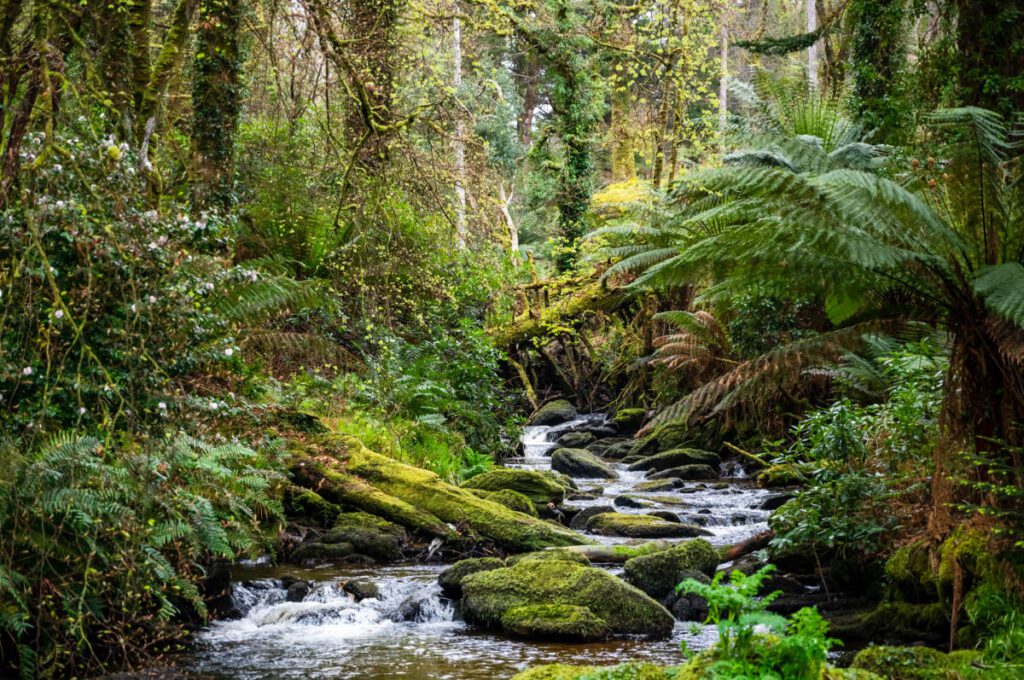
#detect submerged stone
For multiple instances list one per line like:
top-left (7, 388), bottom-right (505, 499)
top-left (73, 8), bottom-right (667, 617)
top-left (460, 559), bottom-right (674, 638)
top-left (551, 448), bottom-right (619, 480)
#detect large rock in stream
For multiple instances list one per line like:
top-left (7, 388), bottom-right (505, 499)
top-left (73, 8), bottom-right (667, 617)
top-left (460, 557), bottom-right (674, 639)
top-left (627, 448), bottom-right (720, 472)
top-left (461, 468), bottom-right (570, 506)
top-left (586, 512), bottom-right (712, 539)
top-left (623, 539), bottom-right (719, 598)
top-left (528, 399), bottom-right (577, 426)
top-left (647, 464), bottom-right (718, 481)
top-left (551, 448), bottom-right (619, 479)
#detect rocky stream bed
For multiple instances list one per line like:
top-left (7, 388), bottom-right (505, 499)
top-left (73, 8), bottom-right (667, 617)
top-left (185, 408), bottom-right (805, 679)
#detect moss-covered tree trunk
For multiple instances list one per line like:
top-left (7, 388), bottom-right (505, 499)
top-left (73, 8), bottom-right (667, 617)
top-left (191, 0), bottom-right (243, 213)
top-left (847, 0), bottom-right (908, 142)
top-left (953, 0), bottom-right (1024, 118)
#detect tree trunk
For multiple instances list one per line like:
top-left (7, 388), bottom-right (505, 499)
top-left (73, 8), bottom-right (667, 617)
top-left (191, 0), bottom-right (243, 213)
top-left (453, 4), bottom-right (467, 246)
top-left (807, 0), bottom-right (819, 90)
top-left (848, 0), bottom-right (908, 142)
top-left (953, 0), bottom-right (1024, 118)
top-left (719, 21), bottom-right (729, 135)
top-left (610, 83), bottom-right (636, 183)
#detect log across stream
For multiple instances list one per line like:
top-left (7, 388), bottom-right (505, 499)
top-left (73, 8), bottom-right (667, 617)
top-left (187, 415), bottom-right (780, 679)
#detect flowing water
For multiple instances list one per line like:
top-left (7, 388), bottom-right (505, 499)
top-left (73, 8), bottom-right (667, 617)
top-left (188, 415), bottom-right (776, 679)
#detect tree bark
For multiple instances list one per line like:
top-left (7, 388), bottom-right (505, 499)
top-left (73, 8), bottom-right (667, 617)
top-left (453, 3), bottom-right (467, 246)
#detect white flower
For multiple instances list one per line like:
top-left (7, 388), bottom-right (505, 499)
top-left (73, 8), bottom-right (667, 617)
top-left (130, 303), bottom-right (137, 313)
top-left (22, 366), bottom-right (32, 376)
top-left (158, 401), bottom-right (167, 410)
top-left (143, 210), bottom-right (158, 222)
top-left (209, 400), bottom-right (220, 410)
top-left (148, 295), bottom-right (157, 304)
top-left (224, 348), bottom-right (234, 357)
top-left (79, 407), bottom-right (86, 415)
top-left (53, 164), bottom-right (62, 173)
top-left (55, 200), bottom-right (65, 209)
top-left (54, 309), bottom-right (64, 319)
top-left (204, 282), bottom-right (215, 291)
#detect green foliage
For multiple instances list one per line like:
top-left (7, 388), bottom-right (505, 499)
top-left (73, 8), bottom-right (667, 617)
top-left (678, 565), bottom-right (837, 679)
top-left (847, 0), bottom-right (912, 141)
top-left (0, 433), bottom-right (283, 677)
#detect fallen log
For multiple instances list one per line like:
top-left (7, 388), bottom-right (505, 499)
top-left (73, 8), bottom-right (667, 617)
top-left (489, 280), bottom-right (625, 348)
top-left (721, 530), bottom-right (775, 562)
top-left (304, 436), bottom-right (591, 552)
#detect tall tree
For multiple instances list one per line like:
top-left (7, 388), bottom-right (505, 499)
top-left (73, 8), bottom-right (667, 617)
top-left (847, 0), bottom-right (908, 141)
top-left (953, 0), bottom-right (1024, 118)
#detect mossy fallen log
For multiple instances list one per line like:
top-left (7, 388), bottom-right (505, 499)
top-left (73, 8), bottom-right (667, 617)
top-left (489, 280), bottom-right (625, 348)
top-left (304, 436), bottom-right (590, 552)
top-left (290, 456), bottom-right (455, 540)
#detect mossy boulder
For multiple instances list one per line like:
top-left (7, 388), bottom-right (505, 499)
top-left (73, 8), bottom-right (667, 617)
top-left (586, 513), bottom-right (712, 539)
top-left (851, 645), bottom-right (982, 679)
top-left (557, 431), bottom-right (597, 448)
top-left (461, 559), bottom-right (674, 638)
top-left (506, 550), bottom-right (591, 568)
top-left (512, 662), bottom-right (691, 680)
top-left (885, 540), bottom-right (942, 601)
top-left (569, 505), bottom-right (616, 530)
top-left (461, 468), bottom-right (569, 506)
top-left (628, 448), bottom-right (720, 473)
top-left (647, 464), bottom-right (718, 481)
top-left (500, 604), bottom-right (611, 642)
top-left (486, 488), bottom-right (540, 517)
top-left (830, 602), bottom-right (949, 647)
top-left (289, 540), bottom-right (358, 562)
top-left (634, 479), bottom-right (683, 492)
top-left (757, 464), bottom-right (807, 488)
top-left (438, 557), bottom-right (505, 598)
top-left (631, 420), bottom-right (720, 457)
top-left (529, 399), bottom-right (577, 426)
top-left (623, 540), bottom-right (719, 598)
top-left (322, 511), bottom-right (407, 561)
top-left (612, 408), bottom-right (647, 430)
top-left (551, 448), bottom-right (619, 480)
top-left (586, 437), bottom-right (630, 456)
top-left (561, 541), bottom-right (675, 564)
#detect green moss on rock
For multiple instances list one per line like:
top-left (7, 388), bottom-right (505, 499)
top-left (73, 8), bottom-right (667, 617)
top-left (612, 408), bottom-right (647, 430)
top-left (628, 448), bottom-right (720, 473)
top-left (460, 559), bottom-right (675, 638)
top-left (486, 488), bottom-right (540, 517)
top-left (885, 540), bottom-right (942, 601)
top-left (587, 513), bottom-right (712, 538)
top-left (552, 448), bottom-right (619, 480)
top-left (647, 464), bottom-right (718, 481)
top-left (757, 464), bottom-right (807, 488)
top-left (501, 604), bottom-right (611, 641)
top-left (438, 557), bottom-right (505, 598)
top-left (557, 431), bottom-right (597, 448)
top-left (462, 468), bottom-right (569, 506)
top-left (284, 487), bottom-right (340, 527)
top-left (323, 511), bottom-right (407, 561)
top-left (506, 549), bottom-right (591, 567)
top-left (512, 662), bottom-right (684, 680)
top-left (623, 539), bottom-right (719, 598)
top-left (529, 399), bottom-right (578, 426)
top-left (851, 645), bottom-right (982, 679)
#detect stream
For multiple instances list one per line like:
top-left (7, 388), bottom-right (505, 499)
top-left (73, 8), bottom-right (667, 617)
top-left (188, 414), bottom-right (776, 679)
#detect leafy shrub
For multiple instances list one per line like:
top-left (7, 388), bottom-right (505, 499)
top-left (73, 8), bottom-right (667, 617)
top-left (678, 565), bottom-right (837, 679)
top-left (0, 433), bottom-right (283, 677)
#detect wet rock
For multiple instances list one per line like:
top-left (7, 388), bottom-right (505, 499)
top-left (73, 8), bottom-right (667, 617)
top-left (462, 468), bottom-right (569, 506)
top-left (760, 493), bottom-right (795, 511)
top-left (290, 539), bottom-right (357, 563)
top-left (575, 424), bottom-right (619, 439)
top-left (200, 561), bottom-right (235, 619)
top-left (613, 495), bottom-right (650, 509)
top-left (670, 593), bottom-right (710, 622)
top-left (565, 491), bottom-right (599, 502)
top-left (284, 487), bottom-right (340, 528)
top-left (647, 464), bottom-right (719, 481)
top-left (611, 408), bottom-right (646, 430)
top-left (634, 479), bottom-right (682, 492)
top-left (568, 505), bottom-right (615, 531)
top-left (763, 573), bottom-right (806, 595)
top-left (321, 511), bottom-right (407, 562)
top-left (501, 604), bottom-right (611, 642)
top-left (627, 448), bottom-right (720, 473)
top-left (344, 578), bottom-right (381, 601)
top-left (602, 440), bottom-right (637, 460)
top-left (528, 399), bottom-right (577, 426)
top-left (585, 437), bottom-right (629, 456)
top-left (460, 559), bottom-right (674, 638)
top-left (851, 645), bottom-right (980, 679)
top-left (551, 448), bottom-right (619, 480)
top-left (485, 488), bottom-right (539, 517)
top-left (556, 431), bottom-right (596, 448)
top-left (286, 580), bottom-right (311, 602)
top-left (623, 540), bottom-right (719, 598)
top-left (757, 463), bottom-right (807, 488)
top-left (585, 512), bottom-right (713, 539)
top-left (649, 511), bottom-right (680, 523)
top-left (395, 592), bottom-right (434, 622)
top-left (438, 557), bottom-right (505, 598)
top-left (711, 482), bottom-right (729, 490)
top-left (506, 550), bottom-right (590, 568)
